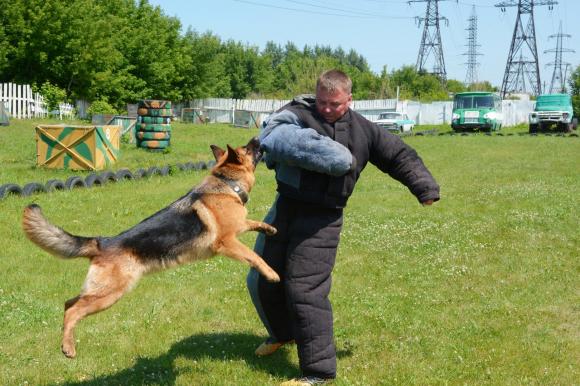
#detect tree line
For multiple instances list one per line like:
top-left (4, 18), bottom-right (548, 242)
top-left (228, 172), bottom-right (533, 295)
top-left (4, 0), bottom-right (576, 114)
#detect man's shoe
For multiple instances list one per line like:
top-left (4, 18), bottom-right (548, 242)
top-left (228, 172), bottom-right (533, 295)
top-left (255, 337), bottom-right (294, 356)
top-left (279, 377), bottom-right (329, 385)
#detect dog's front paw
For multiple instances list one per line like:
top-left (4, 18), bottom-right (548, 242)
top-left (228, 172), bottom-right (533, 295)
top-left (266, 270), bottom-right (280, 283)
top-left (61, 342), bottom-right (76, 359)
top-left (263, 224), bottom-right (277, 236)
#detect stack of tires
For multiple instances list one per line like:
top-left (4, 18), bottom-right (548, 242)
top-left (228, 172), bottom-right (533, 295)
top-left (136, 100), bottom-right (172, 151)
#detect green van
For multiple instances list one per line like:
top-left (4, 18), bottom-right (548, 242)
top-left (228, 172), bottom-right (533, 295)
top-left (451, 92), bottom-right (503, 131)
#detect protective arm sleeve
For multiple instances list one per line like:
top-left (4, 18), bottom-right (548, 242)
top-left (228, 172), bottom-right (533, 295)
top-left (259, 110), bottom-right (353, 176)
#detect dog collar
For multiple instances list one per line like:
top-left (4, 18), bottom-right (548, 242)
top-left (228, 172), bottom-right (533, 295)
top-left (216, 174), bottom-right (249, 204)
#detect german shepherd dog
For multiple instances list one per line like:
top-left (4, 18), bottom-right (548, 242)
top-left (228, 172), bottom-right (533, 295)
top-left (22, 137), bottom-right (280, 358)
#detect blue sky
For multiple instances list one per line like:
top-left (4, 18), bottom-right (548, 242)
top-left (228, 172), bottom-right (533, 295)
top-left (148, 0), bottom-right (579, 89)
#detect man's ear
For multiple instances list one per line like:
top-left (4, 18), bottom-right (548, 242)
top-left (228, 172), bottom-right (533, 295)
top-left (210, 145), bottom-right (225, 161)
top-left (225, 144), bottom-right (242, 164)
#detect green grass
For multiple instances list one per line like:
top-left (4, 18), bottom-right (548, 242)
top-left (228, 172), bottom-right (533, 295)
top-left (0, 119), bottom-right (578, 385)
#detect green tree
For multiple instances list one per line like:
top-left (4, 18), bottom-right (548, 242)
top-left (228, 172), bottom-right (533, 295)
top-left (568, 65), bottom-right (580, 119)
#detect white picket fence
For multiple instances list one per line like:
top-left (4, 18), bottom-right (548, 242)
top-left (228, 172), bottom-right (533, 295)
top-left (0, 82), bottom-right (75, 119)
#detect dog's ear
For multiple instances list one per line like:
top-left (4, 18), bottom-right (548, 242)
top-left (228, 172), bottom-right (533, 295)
top-left (210, 145), bottom-right (225, 161)
top-left (225, 144), bottom-right (242, 164)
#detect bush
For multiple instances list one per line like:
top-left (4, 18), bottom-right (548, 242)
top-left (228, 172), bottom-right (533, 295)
top-left (87, 100), bottom-right (118, 120)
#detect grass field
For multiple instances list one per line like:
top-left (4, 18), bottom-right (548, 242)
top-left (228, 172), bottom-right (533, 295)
top-left (0, 119), bottom-right (578, 385)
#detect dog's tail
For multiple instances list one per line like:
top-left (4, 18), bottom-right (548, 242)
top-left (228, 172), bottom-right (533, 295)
top-left (22, 204), bottom-right (100, 259)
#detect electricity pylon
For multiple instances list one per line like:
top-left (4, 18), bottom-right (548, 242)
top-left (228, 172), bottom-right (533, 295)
top-left (495, 0), bottom-right (558, 97)
top-left (409, 0), bottom-right (455, 82)
top-left (545, 21), bottom-right (574, 93)
top-left (463, 5), bottom-right (482, 87)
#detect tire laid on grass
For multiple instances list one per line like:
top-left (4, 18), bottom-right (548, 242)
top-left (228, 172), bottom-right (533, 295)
top-left (85, 173), bottom-right (106, 187)
top-left (99, 171), bottom-right (118, 183)
top-left (160, 165), bottom-right (171, 176)
top-left (183, 162), bottom-right (196, 170)
top-left (0, 183), bottom-right (23, 199)
top-left (65, 176), bottom-right (87, 190)
top-left (136, 131), bottom-right (171, 140)
top-left (22, 182), bottom-right (47, 196)
top-left (116, 169), bottom-right (134, 181)
top-left (195, 161), bottom-right (207, 170)
top-left (45, 179), bottom-right (65, 192)
top-left (133, 168), bottom-right (147, 179)
top-left (147, 166), bottom-right (162, 176)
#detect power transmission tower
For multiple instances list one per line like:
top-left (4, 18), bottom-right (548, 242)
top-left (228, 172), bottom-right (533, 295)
top-left (545, 21), bottom-right (574, 93)
top-left (495, 0), bottom-right (558, 98)
top-left (463, 5), bottom-right (481, 87)
top-left (409, 0), bottom-right (455, 82)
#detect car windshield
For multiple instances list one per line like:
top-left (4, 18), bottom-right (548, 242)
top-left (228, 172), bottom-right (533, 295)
top-left (454, 95), bottom-right (495, 109)
top-left (378, 113), bottom-right (399, 119)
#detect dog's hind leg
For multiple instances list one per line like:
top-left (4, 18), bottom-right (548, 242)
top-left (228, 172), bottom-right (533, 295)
top-left (61, 258), bottom-right (142, 358)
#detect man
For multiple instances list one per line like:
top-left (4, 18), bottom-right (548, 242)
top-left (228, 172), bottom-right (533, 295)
top-left (247, 69), bottom-right (440, 385)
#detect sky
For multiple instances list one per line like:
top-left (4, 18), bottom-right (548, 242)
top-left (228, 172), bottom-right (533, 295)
top-left (147, 0), bottom-right (579, 89)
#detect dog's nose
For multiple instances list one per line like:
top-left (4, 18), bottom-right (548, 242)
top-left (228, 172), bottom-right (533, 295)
top-left (248, 136), bottom-right (260, 149)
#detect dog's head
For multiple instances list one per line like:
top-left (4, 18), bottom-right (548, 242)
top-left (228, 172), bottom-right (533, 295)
top-left (210, 137), bottom-right (262, 189)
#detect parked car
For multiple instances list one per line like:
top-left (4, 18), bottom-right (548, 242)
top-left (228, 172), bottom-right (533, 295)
top-left (451, 91), bottom-right (503, 132)
top-left (529, 93), bottom-right (577, 133)
top-left (373, 111), bottom-right (415, 133)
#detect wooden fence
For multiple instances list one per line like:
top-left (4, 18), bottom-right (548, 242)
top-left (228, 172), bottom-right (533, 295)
top-left (0, 83), bottom-right (75, 120)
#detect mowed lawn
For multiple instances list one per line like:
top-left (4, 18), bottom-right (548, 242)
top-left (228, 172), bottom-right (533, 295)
top-left (0, 119), bottom-right (578, 385)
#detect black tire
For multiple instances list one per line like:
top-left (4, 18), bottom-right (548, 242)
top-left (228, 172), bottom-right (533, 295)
top-left (85, 173), bottom-right (106, 187)
top-left (116, 168), bottom-right (134, 181)
top-left (529, 124), bottom-right (538, 133)
top-left (0, 183), bottom-right (23, 199)
top-left (22, 182), bottom-right (47, 196)
top-left (147, 166), bottom-right (162, 176)
top-left (159, 165), bottom-right (171, 176)
top-left (133, 168), bottom-right (147, 179)
top-left (175, 163), bottom-right (188, 172)
top-left (65, 176), bottom-right (87, 190)
top-left (181, 162), bottom-right (194, 170)
top-left (45, 179), bottom-right (65, 192)
top-left (99, 171), bottom-right (118, 183)
top-left (195, 161), bottom-right (207, 170)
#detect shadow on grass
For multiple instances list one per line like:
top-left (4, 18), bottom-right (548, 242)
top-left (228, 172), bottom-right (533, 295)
top-left (57, 332), bottom-right (352, 385)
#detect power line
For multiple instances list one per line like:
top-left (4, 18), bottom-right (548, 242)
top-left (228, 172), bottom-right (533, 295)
top-left (233, 0), bottom-right (415, 19)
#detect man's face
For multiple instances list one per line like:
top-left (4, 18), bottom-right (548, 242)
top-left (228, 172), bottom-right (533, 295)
top-left (315, 86), bottom-right (352, 123)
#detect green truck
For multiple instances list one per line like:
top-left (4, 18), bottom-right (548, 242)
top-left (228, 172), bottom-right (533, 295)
top-left (529, 93), bottom-right (577, 133)
top-left (451, 92), bottom-right (503, 132)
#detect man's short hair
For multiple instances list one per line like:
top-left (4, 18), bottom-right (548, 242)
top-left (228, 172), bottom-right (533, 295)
top-left (317, 69), bottom-right (352, 95)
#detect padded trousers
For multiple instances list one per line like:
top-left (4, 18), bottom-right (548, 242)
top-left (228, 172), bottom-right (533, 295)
top-left (247, 195), bottom-right (343, 379)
